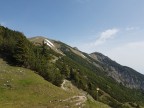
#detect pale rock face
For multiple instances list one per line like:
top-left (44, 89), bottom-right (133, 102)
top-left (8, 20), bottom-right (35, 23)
top-left (43, 38), bottom-right (65, 55)
top-left (44, 39), bottom-right (55, 48)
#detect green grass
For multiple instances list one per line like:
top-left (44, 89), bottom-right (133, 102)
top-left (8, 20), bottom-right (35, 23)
top-left (0, 58), bottom-right (73, 108)
top-left (84, 99), bottom-right (111, 108)
top-left (0, 58), bottom-right (111, 108)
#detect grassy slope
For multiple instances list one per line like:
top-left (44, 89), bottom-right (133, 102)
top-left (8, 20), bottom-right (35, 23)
top-left (0, 58), bottom-right (110, 108)
top-left (0, 58), bottom-right (73, 108)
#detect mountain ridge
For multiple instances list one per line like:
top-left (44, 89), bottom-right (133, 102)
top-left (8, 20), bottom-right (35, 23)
top-left (29, 36), bottom-right (144, 106)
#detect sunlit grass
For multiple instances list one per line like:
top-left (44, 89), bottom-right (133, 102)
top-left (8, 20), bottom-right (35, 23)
top-left (0, 58), bottom-right (74, 108)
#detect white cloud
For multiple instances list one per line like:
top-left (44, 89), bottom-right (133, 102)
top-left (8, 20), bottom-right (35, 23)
top-left (105, 41), bottom-right (144, 74)
top-left (76, 28), bottom-right (119, 53)
top-left (94, 28), bottom-right (119, 46)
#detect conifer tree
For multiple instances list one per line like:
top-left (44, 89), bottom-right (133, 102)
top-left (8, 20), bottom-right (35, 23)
top-left (13, 35), bottom-right (30, 66)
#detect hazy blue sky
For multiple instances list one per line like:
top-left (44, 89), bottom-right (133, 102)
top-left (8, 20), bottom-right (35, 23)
top-left (0, 0), bottom-right (144, 74)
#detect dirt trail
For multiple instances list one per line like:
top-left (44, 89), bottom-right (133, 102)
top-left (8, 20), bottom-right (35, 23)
top-left (61, 80), bottom-right (87, 107)
top-left (74, 96), bottom-right (87, 106)
top-left (61, 79), bottom-right (67, 90)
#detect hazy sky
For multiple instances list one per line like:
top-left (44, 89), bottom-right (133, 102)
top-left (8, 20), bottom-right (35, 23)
top-left (0, 0), bottom-right (144, 74)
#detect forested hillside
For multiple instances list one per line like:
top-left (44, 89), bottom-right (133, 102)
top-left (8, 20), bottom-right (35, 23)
top-left (0, 26), bottom-right (63, 86)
